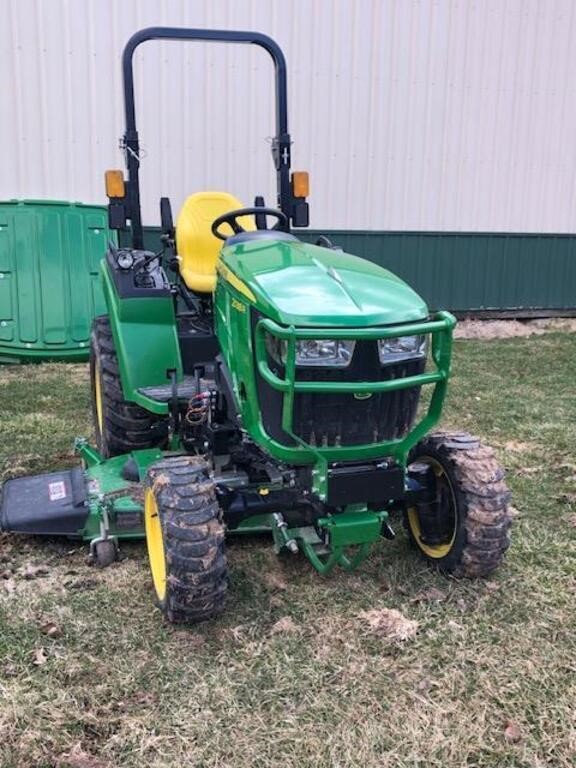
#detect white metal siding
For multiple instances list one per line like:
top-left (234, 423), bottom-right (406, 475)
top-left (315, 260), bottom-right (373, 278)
top-left (1, 0), bottom-right (576, 232)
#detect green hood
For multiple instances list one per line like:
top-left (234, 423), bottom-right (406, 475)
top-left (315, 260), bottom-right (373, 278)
top-left (221, 238), bottom-right (428, 327)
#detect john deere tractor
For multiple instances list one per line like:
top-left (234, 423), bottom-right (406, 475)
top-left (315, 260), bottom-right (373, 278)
top-left (1, 27), bottom-right (511, 623)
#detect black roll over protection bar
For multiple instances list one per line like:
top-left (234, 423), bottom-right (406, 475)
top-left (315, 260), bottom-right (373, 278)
top-left (110, 26), bottom-right (308, 248)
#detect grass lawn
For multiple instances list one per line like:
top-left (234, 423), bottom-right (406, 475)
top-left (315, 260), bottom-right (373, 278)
top-left (0, 332), bottom-right (575, 768)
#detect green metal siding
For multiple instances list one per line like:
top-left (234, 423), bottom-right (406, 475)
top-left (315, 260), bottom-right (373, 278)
top-left (128, 227), bottom-right (576, 314)
top-left (0, 200), bottom-right (112, 363)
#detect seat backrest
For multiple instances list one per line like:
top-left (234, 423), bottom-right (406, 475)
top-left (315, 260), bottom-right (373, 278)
top-left (175, 191), bottom-right (255, 293)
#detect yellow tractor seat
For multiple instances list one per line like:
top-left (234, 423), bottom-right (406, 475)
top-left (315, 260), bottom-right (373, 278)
top-left (175, 191), bottom-right (255, 293)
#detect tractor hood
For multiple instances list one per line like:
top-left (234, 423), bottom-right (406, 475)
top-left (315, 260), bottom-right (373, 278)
top-left (220, 238), bottom-right (428, 327)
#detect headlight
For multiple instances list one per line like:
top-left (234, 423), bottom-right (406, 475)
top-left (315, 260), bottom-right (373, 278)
top-left (295, 339), bottom-right (355, 367)
top-left (266, 336), bottom-right (355, 367)
top-left (378, 335), bottom-right (427, 365)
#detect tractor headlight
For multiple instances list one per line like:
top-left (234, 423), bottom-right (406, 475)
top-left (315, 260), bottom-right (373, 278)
top-left (266, 336), bottom-right (355, 367)
top-left (377, 335), bottom-right (427, 365)
top-left (295, 339), bottom-right (355, 367)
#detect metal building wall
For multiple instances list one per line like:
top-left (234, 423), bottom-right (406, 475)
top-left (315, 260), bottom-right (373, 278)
top-left (2, 0), bottom-right (576, 233)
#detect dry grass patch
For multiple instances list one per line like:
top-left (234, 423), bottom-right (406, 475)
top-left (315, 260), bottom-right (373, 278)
top-left (1, 333), bottom-right (575, 766)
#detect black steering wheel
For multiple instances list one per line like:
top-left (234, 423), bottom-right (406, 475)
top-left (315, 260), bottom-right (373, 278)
top-left (211, 207), bottom-right (289, 241)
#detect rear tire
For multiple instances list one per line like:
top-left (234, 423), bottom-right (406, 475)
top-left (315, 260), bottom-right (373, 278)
top-left (89, 316), bottom-right (168, 458)
top-left (405, 431), bottom-right (512, 577)
top-left (144, 456), bottom-right (228, 624)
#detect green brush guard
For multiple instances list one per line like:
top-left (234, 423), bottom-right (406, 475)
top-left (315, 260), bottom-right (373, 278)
top-left (253, 311), bottom-right (456, 470)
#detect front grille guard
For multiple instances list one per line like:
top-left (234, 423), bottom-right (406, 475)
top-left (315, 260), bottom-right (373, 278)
top-left (254, 311), bottom-right (457, 467)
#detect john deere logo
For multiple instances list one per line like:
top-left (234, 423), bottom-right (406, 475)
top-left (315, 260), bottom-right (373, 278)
top-left (354, 392), bottom-right (372, 400)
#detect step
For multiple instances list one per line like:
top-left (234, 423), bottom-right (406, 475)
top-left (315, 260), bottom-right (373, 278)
top-left (138, 376), bottom-right (198, 403)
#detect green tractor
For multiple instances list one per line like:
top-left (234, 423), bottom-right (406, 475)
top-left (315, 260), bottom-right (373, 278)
top-left (1, 27), bottom-right (511, 623)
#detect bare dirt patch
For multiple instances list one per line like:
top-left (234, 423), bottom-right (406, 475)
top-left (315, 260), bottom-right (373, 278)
top-left (502, 440), bottom-right (536, 453)
top-left (358, 608), bottom-right (419, 641)
top-left (454, 317), bottom-right (576, 339)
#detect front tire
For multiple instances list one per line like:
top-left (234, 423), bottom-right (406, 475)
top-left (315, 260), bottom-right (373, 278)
top-left (405, 431), bottom-right (512, 577)
top-left (144, 456), bottom-right (228, 624)
top-left (89, 316), bottom-right (168, 458)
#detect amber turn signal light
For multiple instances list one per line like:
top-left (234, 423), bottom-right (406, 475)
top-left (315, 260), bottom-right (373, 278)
top-left (105, 170), bottom-right (125, 199)
top-left (291, 171), bottom-right (309, 198)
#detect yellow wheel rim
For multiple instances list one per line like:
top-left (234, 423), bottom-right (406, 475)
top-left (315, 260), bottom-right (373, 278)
top-left (94, 361), bottom-right (104, 435)
top-left (407, 457), bottom-right (458, 559)
top-left (144, 487), bottom-right (167, 601)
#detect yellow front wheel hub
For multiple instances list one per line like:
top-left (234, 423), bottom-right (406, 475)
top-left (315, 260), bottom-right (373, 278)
top-left (407, 457), bottom-right (458, 559)
top-left (144, 487), bottom-right (167, 601)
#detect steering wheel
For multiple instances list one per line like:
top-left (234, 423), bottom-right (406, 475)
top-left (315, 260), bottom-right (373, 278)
top-left (211, 207), bottom-right (289, 241)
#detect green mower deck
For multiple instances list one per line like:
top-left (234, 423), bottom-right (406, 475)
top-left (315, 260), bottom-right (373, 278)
top-left (1, 441), bottom-right (410, 575)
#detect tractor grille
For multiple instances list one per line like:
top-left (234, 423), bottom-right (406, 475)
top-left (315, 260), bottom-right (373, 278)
top-left (292, 359), bottom-right (424, 447)
top-left (255, 330), bottom-right (425, 448)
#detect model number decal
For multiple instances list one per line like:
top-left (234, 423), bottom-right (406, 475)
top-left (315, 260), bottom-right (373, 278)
top-left (231, 298), bottom-right (246, 313)
top-left (48, 480), bottom-right (67, 502)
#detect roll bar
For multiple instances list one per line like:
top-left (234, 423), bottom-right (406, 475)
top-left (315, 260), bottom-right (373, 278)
top-left (120, 27), bottom-right (296, 249)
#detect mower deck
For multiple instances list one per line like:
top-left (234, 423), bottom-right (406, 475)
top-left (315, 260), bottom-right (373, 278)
top-left (0, 440), bottom-right (402, 574)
